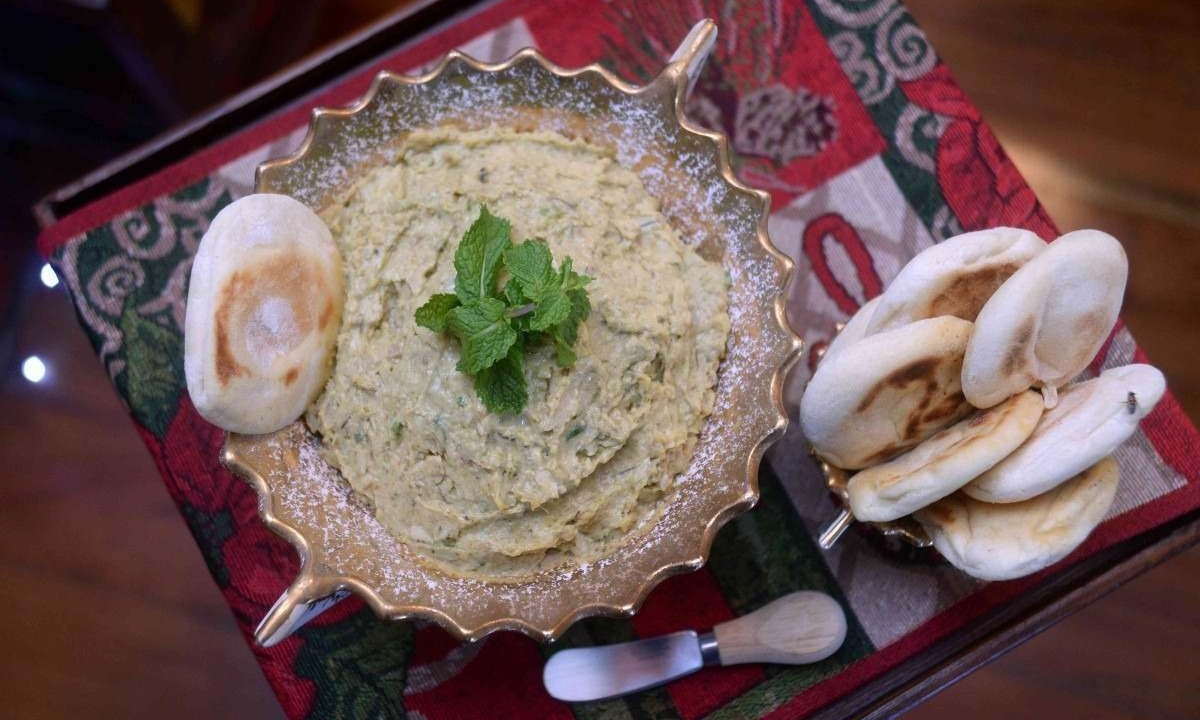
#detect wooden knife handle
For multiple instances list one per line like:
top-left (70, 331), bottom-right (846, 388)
top-left (711, 591), bottom-right (847, 666)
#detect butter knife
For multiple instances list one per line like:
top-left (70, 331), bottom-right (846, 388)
top-left (543, 591), bottom-right (847, 702)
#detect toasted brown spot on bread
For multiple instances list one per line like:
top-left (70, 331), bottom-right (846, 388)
top-left (921, 392), bottom-right (971, 429)
top-left (850, 349), bottom-right (970, 463)
top-left (214, 323), bottom-right (244, 386)
top-left (930, 263), bottom-right (1022, 321)
top-left (213, 253), bottom-right (320, 384)
top-left (862, 442), bottom-right (907, 466)
top-left (1074, 309), bottom-right (1108, 338)
top-left (1003, 318), bottom-right (1036, 377)
top-left (903, 414), bottom-right (923, 443)
top-left (856, 358), bottom-right (939, 412)
top-left (284, 367), bottom-right (300, 385)
top-left (888, 358), bottom-right (941, 389)
top-left (903, 393), bottom-right (969, 443)
top-left (214, 272), bottom-right (251, 385)
top-left (966, 410), bottom-right (991, 428)
top-left (882, 403), bottom-right (992, 469)
top-left (253, 253), bottom-right (316, 327)
top-left (1062, 309), bottom-right (1110, 369)
top-left (318, 299), bottom-right (335, 331)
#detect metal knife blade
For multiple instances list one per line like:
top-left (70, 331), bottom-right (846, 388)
top-left (543, 630), bottom-right (705, 702)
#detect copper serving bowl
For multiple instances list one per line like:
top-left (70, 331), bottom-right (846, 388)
top-left (224, 20), bottom-right (801, 643)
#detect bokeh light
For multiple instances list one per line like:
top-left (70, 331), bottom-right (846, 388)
top-left (39, 263), bottom-right (60, 288)
top-left (21, 355), bottom-right (47, 384)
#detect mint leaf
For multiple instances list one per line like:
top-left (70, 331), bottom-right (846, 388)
top-left (475, 342), bottom-right (527, 414)
top-left (454, 205), bottom-right (511, 303)
top-left (558, 288), bottom-right (591, 344)
top-left (548, 287), bottom-right (590, 369)
top-left (505, 240), bottom-right (591, 332)
top-left (568, 286), bottom-right (591, 323)
top-left (504, 240), bottom-right (556, 299)
top-left (559, 257), bottom-right (592, 292)
top-left (553, 335), bottom-right (577, 368)
top-left (413, 293), bottom-right (460, 332)
top-left (530, 290), bottom-right (570, 331)
top-left (446, 297), bottom-right (517, 374)
top-left (503, 279), bottom-right (527, 307)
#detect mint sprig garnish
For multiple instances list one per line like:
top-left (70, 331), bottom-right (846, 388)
top-left (412, 293), bottom-right (458, 332)
top-left (414, 206), bottom-right (593, 414)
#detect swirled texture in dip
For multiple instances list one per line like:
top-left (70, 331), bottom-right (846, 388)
top-left (309, 127), bottom-right (729, 578)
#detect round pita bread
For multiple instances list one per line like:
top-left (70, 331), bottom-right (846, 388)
top-left (820, 296), bottom-right (880, 365)
top-left (184, 193), bottom-right (344, 434)
top-left (961, 229), bottom-right (1127, 408)
top-left (801, 316), bottom-right (975, 469)
top-left (866, 227), bottom-right (1044, 334)
top-left (915, 456), bottom-right (1119, 581)
top-left (847, 389), bottom-right (1043, 522)
top-left (964, 364), bottom-right (1164, 503)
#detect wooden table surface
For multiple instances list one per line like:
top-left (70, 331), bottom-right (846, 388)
top-left (3, 1), bottom-right (1198, 717)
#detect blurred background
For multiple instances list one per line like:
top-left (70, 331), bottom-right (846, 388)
top-left (2, 0), bottom-right (1197, 717)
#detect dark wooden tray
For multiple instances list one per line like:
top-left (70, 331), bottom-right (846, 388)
top-left (33, 2), bottom-right (1200, 716)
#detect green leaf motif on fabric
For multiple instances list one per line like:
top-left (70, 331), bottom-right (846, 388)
top-left (294, 609), bottom-right (414, 720)
top-left (172, 176), bottom-right (220, 203)
top-left (118, 297), bottom-right (184, 438)
top-left (179, 503), bottom-right (234, 587)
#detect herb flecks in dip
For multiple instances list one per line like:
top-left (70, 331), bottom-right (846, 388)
top-left (309, 127), bottom-right (730, 578)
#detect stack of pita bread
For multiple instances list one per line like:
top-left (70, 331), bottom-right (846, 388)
top-left (800, 227), bottom-right (1165, 581)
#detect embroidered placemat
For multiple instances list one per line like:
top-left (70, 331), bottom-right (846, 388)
top-left (36, 1), bottom-right (1200, 718)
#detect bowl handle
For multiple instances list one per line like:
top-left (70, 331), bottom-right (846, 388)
top-left (655, 19), bottom-right (718, 97)
top-left (255, 576), bottom-right (351, 647)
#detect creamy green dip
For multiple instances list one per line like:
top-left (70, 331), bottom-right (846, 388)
top-left (309, 127), bottom-right (729, 579)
